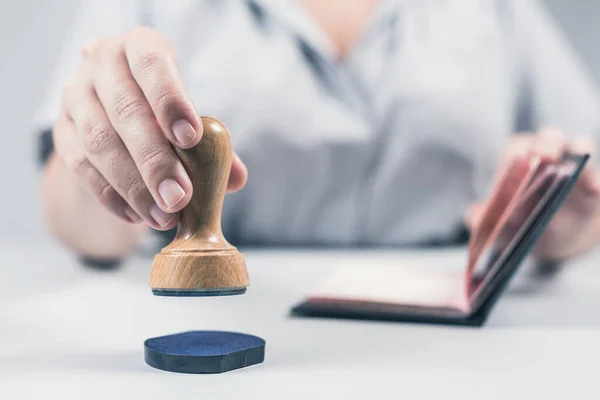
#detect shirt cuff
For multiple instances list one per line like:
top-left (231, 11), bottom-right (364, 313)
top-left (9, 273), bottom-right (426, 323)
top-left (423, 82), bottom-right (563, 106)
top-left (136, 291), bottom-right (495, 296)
top-left (37, 128), bottom-right (54, 167)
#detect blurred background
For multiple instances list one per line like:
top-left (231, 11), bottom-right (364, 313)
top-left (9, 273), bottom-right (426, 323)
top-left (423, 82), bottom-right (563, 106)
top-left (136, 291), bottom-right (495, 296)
top-left (0, 0), bottom-right (599, 242)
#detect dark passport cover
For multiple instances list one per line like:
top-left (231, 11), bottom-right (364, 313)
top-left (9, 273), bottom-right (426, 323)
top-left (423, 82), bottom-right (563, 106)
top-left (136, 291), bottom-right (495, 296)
top-left (291, 154), bottom-right (589, 327)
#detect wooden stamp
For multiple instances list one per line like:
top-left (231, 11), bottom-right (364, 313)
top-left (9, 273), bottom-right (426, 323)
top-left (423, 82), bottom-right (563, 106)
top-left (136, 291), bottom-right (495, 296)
top-left (149, 117), bottom-right (249, 296)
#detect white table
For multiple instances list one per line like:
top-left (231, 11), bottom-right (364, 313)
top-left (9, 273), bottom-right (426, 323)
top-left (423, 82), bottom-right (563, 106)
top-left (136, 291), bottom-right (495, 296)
top-left (1, 240), bottom-right (599, 400)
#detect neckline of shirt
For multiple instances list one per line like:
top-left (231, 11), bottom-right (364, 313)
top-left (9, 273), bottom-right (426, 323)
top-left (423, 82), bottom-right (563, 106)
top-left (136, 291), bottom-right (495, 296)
top-left (252, 0), bottom-right (404, 64)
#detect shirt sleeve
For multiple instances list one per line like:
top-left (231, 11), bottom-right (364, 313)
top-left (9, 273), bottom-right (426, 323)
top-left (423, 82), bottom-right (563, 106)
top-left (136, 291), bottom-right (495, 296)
top-left (509, 0), bottom-right (600, 138)
top-left (34, 0), bottom-right (144, 165)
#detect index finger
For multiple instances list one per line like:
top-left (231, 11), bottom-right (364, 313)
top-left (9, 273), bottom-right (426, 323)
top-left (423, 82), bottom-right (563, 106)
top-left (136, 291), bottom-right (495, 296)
top-left (125, 26), bottom-right (203, 149)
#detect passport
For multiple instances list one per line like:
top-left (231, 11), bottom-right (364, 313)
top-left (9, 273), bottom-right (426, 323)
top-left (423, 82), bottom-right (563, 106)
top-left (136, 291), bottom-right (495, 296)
top-left (291, 153), bottom-right (589, 326)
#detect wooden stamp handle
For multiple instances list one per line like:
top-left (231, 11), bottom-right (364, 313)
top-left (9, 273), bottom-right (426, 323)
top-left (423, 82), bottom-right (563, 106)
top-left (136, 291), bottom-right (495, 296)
top-left (165, 117), bottom-right (233, 251)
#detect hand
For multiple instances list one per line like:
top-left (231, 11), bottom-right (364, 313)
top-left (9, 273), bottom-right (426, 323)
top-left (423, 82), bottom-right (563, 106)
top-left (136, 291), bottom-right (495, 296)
top-left (53, 27), bottom-right (247, 231)
top-left (466, 127), bottom-right (600, 261)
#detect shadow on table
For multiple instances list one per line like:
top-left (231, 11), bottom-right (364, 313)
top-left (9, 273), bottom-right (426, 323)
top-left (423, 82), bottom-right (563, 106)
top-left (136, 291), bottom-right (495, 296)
top-left (487, 261), bottom-right (600, 327)
top-left (0, 351), bottom-right (148, 373)
top-left (487, 292), bottom-right (600, 328)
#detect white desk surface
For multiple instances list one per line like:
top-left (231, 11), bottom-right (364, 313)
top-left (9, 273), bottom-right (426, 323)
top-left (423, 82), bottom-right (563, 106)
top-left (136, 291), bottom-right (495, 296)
top-left (1, 239), bottom-right (600, 400)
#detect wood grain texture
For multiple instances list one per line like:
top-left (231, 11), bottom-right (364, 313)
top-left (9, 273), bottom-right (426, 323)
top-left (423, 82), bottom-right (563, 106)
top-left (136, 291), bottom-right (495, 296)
top-left (149, 117), bottom-right (249, 291)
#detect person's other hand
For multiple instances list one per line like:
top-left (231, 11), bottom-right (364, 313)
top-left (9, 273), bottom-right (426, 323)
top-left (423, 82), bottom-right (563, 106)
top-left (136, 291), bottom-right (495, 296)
top-left (466, 127), bottom-right (600, 261)
top-left (53, 27), bottom-right (247, 231)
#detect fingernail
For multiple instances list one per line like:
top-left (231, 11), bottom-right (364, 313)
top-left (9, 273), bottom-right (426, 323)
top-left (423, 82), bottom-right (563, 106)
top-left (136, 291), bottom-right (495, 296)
top-left (150, 204), bottom-right (176, 227)
top-left (124, 206), bottom-right (142, 223)
top-left (172, 119), bottom-right (196, 146)
top-left (158, 178), bottom-right (186, 208)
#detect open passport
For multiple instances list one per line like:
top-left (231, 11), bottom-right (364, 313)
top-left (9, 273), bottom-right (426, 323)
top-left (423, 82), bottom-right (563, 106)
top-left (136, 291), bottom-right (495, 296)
top-left (292, 153), bottom-right (589, 326)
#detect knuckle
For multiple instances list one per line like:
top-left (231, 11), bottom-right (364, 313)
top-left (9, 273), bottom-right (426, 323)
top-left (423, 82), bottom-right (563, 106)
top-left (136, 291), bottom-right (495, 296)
top-left (95, 180), bottom-right (119, 208)
top-left (137, 145), bottom-right (167, 174)
top-left (153, 88), bottom-right (188, 116)
top-left (135, 50), bottom-right (166, 74)
top-left (83, 119), bottom-right (115, 155)
top-left (123, 175), bottom-right (148, 204)
top-left (72, 162), bottom-right (121, 213)
top-left (81, 37), bottom-right (102, 58)
top-left (61, 61), bottom-right (93, 105)
top-left (68, 154), bottom-right (90, 176)
top-left (113, 86), bottom-right (148, 122)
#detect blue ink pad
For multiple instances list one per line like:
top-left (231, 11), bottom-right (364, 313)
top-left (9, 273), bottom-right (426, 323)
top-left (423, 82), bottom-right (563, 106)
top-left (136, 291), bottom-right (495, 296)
top-left (144, 331), bottom-right (265, 374)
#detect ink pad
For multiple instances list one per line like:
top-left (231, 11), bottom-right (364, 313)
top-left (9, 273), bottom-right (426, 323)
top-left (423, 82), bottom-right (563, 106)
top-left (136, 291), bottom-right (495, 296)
top-left (144, 331), bottom-right (265, 374)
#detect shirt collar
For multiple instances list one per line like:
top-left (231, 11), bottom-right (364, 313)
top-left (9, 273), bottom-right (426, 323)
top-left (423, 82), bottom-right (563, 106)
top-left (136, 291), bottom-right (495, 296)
top-left (251, 0), bottom-right (336, 60)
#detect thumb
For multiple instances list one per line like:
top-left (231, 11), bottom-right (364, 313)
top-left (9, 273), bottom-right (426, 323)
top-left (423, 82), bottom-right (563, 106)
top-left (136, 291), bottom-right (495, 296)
top-left (227, 152), bottom-right (248, 193)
